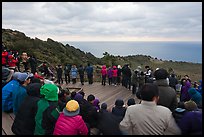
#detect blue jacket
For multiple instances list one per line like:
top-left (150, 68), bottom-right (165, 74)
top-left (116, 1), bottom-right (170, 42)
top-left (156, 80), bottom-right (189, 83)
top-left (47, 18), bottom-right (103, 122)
top-left (2, 80), bottom-right (19, 112)
top-left (12, 84), bottom-right (28, 115)
top-left (86, 66), bottom-right (93, 75)
top-left (71, 67), bottom-right (78, 78)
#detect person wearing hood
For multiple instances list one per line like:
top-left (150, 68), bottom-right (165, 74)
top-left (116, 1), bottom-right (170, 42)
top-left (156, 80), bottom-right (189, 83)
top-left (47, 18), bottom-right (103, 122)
top-left (153, 68), bottom-right (178, 112)
top-left (11, 83), bottom-right (42, 135)
top-left (53, 100), bottom-right (88, 135)
top-left (112, 66), bottom-right (118, 86)
top-left (34, 84), bottom-right (60, 135)
top-left (188, 88), bottom-right (202, 108)
top-left (101, 65), bottom-right (107, 86)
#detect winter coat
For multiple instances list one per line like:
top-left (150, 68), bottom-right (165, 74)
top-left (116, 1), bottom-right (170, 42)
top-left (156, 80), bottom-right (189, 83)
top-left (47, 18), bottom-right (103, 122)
top-left (180, 80), bottom-right (191, 102)
top-left (107, 68), bottom-right (113, 78)
top-left (53, 113), bottom-right (88, 135)
top-left (2, 80), bottom-right (19, 112)
top-left (112, 106), bottom-right (126, 122)
top-left (188, 88), bottom-right (202, 107)
top-left (71, 67), bottom-right (78, 78)
top-left (78, 66), bottom-right (85, 76)
top-left (12, 84), bottom-right (28, 115)
top-left (178, 111), bottom-right (202, 135)
top-left (112, 68), bottom-right (118, 77)
top-left (97, 111), bottom-right (122, 135)
top-left (86, 65), bottom-right (93, 75)
top-left (154, 79), bottom-right (178, 112)
top-left (8, 55), bottom-right (18, 67)
top-left (34, 84), bottom-right (60, 135)
top-left (101, 66), bottom-right (107, 76)
top-left (2, 51), bottom-right (8, 65)
top-left (11, 83), bottom-right (41, 135)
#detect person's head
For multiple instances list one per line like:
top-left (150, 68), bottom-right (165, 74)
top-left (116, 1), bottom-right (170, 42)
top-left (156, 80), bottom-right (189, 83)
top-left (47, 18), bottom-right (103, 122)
top-left (40, 84), bottom-right (58, 101)
top-left (26, 83), bottom-right (42, 97)
top-left (127, 98), bottom-right (136, 106)
top-left (154, 68), bottom-right (169, 80)
top-left (171, 73), bottom-right (175, 78)
top-left (17, 72), bottom-right (32, 86)
top-left (79, 91), bottom-right (85, 98)
top-left (184, 100), bottom-right (198, 111)
top-left (115, 99), bottom-right (124, 107)
top-left (184, 75), bottom-right (189, 80)
top-left (87, 94), bottom-right (95, 104)
top-left (101, 103), bottom-right (107, 110)
top-left (63, 100), bottom-right (80, 117)
top-left (74, 93), bottom-right (83, 103)
top-left (140, 83), bottom-right (159, 102)
top-left (71, 91), bottom-right (77, 99)
top-left (2, 67), bottom-right (14, 83)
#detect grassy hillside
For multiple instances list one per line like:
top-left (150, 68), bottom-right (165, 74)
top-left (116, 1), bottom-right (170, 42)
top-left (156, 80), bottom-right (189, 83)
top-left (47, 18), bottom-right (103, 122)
top-left (2, 28), bottom-right (202, 82)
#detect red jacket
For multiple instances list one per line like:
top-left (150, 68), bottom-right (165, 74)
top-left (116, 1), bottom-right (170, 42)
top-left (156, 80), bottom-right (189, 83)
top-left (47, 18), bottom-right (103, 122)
top-left (2, 51), bottom-right (8, 65)
top-left (53, 113), bottom-right (88, 135)
top-left (101, 65), bottom-right (107, 76)
top-left (112, 69), bottom-right (118, 77)
top-left (8, 55), bottom-right (18, 67)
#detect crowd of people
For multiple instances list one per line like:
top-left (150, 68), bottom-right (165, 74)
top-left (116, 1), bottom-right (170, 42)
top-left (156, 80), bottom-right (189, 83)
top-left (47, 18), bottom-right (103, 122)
top-left (2, 44), bottom-right (202, 135)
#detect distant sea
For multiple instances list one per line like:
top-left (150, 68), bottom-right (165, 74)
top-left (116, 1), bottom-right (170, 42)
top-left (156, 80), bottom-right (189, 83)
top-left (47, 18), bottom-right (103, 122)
top-left (61, 41), bottom-right (202, 64)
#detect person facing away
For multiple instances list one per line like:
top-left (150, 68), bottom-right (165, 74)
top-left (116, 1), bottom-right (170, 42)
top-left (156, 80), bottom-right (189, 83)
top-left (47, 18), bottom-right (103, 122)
top-left (112, 66), bottom-right (118, 86)
top-left (64, 64), bottom-right (71, 84)
top-left (56, 64), bottom-right (63, 85)
top-left (86, 63), bottom-right (94, 84)
top-left (112, 99), bottom-right (126, 122)
top-left (107, 67), bottom-right (113, 85)
top-left (78, 64), bottom-right (85, 85)
top-left (169, 73), bottom-right (178, 90)
top-left (101, 65), bottom-right (107, 86)
top-left (188, 88), bottom-right (202, 108)
top-left (119, 83), bottom-right (181, 135)
top-left (12, 72), bottom-right (32, 115)
top-left (11, 83), bottom-right (42, 135)
top-left (177, 100), bottom-right (202, 135)
top-left (34, 84), bottom-right (60, 135)
top-left (53, 100), bottom-right (88, 135)
top-left (97, 103), bottom-right (122, 135)
top-left (153, 68), bottom-right (178, 112)
top-left (70, 64), bottom-right (78, 84)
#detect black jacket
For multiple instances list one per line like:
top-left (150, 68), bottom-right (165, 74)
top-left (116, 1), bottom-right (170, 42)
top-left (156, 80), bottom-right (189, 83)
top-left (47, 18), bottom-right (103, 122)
top-left (11, 83), bottom-right (41, 135)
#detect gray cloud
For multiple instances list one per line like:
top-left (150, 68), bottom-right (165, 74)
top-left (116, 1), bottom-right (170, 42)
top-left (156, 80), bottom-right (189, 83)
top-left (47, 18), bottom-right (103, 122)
top-left (2, 2), bottom-right (202, 41)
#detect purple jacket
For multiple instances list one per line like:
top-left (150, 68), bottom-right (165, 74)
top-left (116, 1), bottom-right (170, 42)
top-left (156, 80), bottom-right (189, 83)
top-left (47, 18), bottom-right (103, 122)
top-left (180, 80), bottom-right (191, 102)
top-left (107, 68), bottom-right (113, 78)
top-left (178, 111), bottom-right (202, 135)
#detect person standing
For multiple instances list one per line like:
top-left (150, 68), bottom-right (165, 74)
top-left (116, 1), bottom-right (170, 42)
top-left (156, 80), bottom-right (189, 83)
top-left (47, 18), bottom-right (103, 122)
top-left (71, 65), bottom-right (78, 84)
top-left (56, 65), bottom-right (63, 85)
top-left (78, 65), bottom-right (85, 85)
top-left (86, 63), bottom-right (94, 84)
top-left (107, 67), bottom-right (113, 85)
top-left (64, 64), bottom-right (71, 84)
top-left (101, 65), bottom-right (107, 86)
top-left (112, 66), bottom-right (118, 86)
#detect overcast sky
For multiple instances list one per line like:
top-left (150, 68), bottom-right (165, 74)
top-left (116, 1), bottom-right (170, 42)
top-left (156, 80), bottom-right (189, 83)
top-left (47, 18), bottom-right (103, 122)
top-left (2, 2), bottom-right (202, 42)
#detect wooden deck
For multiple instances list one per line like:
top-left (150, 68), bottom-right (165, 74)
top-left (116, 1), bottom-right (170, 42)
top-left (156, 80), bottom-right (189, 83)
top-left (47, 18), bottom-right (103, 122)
top-left (2, 82), bottom-right (140, 135)
top-left (63, 82), bottom-right (140, 110)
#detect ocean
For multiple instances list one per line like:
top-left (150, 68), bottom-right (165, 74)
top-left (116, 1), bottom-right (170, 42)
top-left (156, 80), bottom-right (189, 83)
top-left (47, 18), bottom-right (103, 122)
top-left (61, 41), bottom-right (202, 64)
